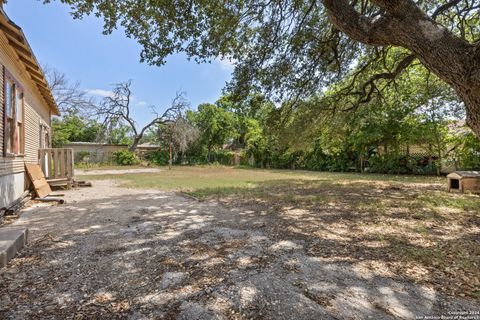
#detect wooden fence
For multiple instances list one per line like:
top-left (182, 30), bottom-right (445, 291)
top-left (39, 148), bottom-right (74, 180)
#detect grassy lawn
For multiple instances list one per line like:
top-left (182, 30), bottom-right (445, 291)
top-left (78, 165), bottom-right (480, 298)
top-left (78, 165), bottom-right (444, 195)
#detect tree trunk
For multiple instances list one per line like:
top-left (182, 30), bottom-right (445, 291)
top-left (169, 143), bottom-right (173, 170)
top-left (322, 0), bottom-right (480, 138)
top-left (129, 135), bottom-right (142, 152)
top-left (207, 145), bottom-right (212, 163)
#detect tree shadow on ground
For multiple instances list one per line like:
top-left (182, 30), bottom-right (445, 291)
top-left (0, 182), bottom-right (477, 319)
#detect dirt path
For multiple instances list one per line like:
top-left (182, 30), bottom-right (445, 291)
top-left (0, 180), bottom-right (476, 319)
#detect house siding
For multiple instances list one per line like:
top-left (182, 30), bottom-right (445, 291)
top-left (0, 24), bottom-right (53, 206)
top-left (0, 61), bottom-right (24, 177)
top-left (24, 101), bottom-right (47, 164)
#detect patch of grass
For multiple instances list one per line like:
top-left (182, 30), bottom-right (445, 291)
top-left (413, 225), bottom-right (429, 235)
top-left (78, 166), bottom-right (325, 194)
top-left (76, 164), bottom-right (151, 171)
top-left (418, 191), bottom-right (480, 211)
top-left (354, 198), bottom-right (389, 214)
top-left (79, 166), bottom-right (442, 196)
top-left (187, 186), bottom-right (255, 200)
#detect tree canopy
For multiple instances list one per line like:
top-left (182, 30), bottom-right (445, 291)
top-left (187, 103), bottom-right (237, 161)
top-left (51, 114), bottom-right (102, 147)
top-left (45, 0), bottom-right (480, 136)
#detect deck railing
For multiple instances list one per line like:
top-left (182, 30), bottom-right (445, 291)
top-left (39, 148), bottom-right (74, 180)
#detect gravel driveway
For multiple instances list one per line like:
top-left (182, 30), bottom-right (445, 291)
top-left (0, 180), bottom-right (476, 319)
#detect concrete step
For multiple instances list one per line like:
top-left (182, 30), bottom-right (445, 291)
top-left (0, 227), bottom-right (28, 268)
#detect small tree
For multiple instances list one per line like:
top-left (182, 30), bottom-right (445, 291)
top-left (188, 103), bottom-right (237, 162)
top-left (245, 118), bottom-right (268, 167)
top-left (51, 114), bottom-right (102, 147)
top-left (157, 115), bottom-right (199, 167)
top-left (93, 81), bottom-right (187, 152)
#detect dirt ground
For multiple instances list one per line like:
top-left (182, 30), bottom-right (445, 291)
top-left (0, 179), bottom-right (477, 319)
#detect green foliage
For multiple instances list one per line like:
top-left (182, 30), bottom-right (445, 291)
top-left (54, 65), bottom-right (477, 175)
top-left (172, 72), bottom-right (469, 175)
top-left (52, 115), bottom-right (101, 147)
top-left (245, 118), bottom-right (267, 163)
top-left (51, 1), bottom-right (475, 106)
top-left (369, 154), bottom-right (439, 175)
top-left (52, 112), bottom-right (133, 148)
top-left (211, 151), bottom-right (235, 165)
top-left (43, 2), bottom-right (480, 172)
top-left (188, 103), bottom-right (237, 159)
top-left (107, 124), bottom-right (133, 145)
top-left (140, 128), bottom-right (158, 144)
top-left (112, 150), bottom-right (139, 166)
top-left (46, 1), bottom-right (480, 141)
top-left (454, 133), bottom-right (480, 170)
top-left (180, 150), bottom-right (236, 166)
top-left (144, 150), bottom-right (170, 166)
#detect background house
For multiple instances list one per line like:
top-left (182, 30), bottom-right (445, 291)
top-left (0, 5), bottom-right (59, 208)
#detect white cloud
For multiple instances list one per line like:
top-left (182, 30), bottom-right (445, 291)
top-left (86, 89), bottom-right (147, 106)
top-left (85, 88), bottom-right (115, 98)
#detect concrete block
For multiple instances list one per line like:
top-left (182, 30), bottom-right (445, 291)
top-left (0, 227), bottom-right (28, 268)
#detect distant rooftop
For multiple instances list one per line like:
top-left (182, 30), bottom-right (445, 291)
top-left (137, 144), bottom-right (162, 148)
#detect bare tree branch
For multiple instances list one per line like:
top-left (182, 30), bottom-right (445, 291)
top-left (349, 53), bottom-right (417, 108)
top-left (93, 81), bottom-right (188, 151)
top-left (44, 65), bottom-right (97, 115)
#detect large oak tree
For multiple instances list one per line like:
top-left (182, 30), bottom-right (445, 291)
top-left (45, 0), bottom-right (480, 137)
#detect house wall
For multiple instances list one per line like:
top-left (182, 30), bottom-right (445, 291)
top-left (0, 30), bottom-right (52, 205)
top-left (0, 172), bottom-right (23, 208)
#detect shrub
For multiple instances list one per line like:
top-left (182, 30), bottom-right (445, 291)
top-left (181, 155), bottom-right (206, 165)
top-left (368, 154), bottom-right (407, 174)
top-left (367, 154), bottom-right (439, 175)
top-left (112, 150), bottom-right (139, 165)
top-left (212, 150), bottom-right (235, 165)
top-left (144, 150), bottom-right (170, 165)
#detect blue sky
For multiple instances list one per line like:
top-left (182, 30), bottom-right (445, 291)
top-left (5, 0), bottom-right (233, 125)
